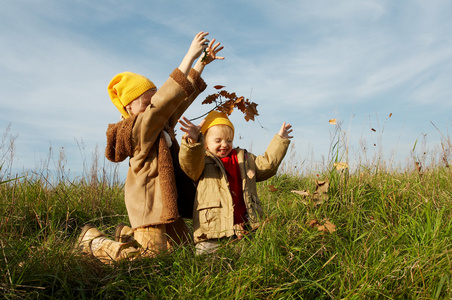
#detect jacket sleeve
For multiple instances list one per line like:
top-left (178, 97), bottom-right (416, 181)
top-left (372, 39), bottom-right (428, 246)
top-left (168, 68), bottom-right (207, 128)
top-left (131, 68), bottom-right (194, 161)
top-left (179, 135), bottom-right (206, 181)
top-left (253, 134), bottom-right (290, 182)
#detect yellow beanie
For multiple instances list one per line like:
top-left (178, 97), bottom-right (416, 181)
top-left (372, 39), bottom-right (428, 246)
top-left (108, 72), bottom-right (156, 118)
top-left (201, 110), bottom-right (235, 135)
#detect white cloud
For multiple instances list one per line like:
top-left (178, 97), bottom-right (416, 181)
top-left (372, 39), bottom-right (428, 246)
top-left (1, 0), bottom-right (452, 179)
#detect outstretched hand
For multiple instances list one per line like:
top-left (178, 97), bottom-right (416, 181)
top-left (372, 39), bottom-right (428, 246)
top-left (201, 38), bottom-right (225, 65)
top-left (278, 122), bottom-right (293, 140)
top-left (178, 117), bottom-right (206, 144)
top-left (187, 31), bottom-right (210, 60)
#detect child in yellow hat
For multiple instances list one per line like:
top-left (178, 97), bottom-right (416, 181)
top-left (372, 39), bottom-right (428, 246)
top-left (76, 32), bottom-right (224, 262)
top-left (178, 111), bottom-right (293, 254)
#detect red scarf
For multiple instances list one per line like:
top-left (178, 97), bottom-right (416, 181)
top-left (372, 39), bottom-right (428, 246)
top-left (220, 150), bottom-right (247, 224)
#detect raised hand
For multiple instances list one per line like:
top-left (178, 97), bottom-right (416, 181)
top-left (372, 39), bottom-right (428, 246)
top-left (278, 122), bottom-right (293, 139)
top-left (178, 116), bottom-right (206, 143)
top-left (201, 38), bottom-right (225, 65)
top-left (187, 31), bottom-right (210, 60)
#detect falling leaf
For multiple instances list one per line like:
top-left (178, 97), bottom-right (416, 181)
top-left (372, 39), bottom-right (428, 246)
top-left (389, 113), bottom-right (392, 117)
top-left (245, 102), bottom-right (259, 121)
top-left (333, 162), bottom-right (349, 170)
top-left (268, 185), bottom-right (278, 192)
top-left (371, 128), bottom-right (376, 132)
top-left (329, 119), bottom-right (337, 125)
top-left (214, 85), bottom-right (225, 90)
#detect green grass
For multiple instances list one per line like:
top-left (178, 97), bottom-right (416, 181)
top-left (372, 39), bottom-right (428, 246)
top-left (1, 162), bottom-right (451, 299)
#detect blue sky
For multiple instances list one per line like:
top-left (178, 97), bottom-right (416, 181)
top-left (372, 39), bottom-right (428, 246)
top-left (1, 0), bottom-right (451, 181)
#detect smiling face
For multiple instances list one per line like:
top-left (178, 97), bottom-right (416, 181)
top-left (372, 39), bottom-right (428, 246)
top-left (204, 124), bottom-right (234, 158)
top-left (125, 88), bottom-right (157, 116)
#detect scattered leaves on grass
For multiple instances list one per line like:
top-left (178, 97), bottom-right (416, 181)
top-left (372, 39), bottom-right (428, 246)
top-left (308, 219), bottom-right (336, 234)
top-left (291, 178), bottom-right (329, 206)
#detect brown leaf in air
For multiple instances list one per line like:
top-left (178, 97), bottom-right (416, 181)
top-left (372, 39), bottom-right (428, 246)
top-left (201, 87), bottom-right (259, 122)
top-left (329, 119), bottom-right (337, 125)
top-left (202, 93), bottom-right (219, 105)
top-left (214, 85), bottom-right (225, 90)
top-left (219, 100), bottom-right (235, 115)
top-left (371, 128), bottom-right (376, 132)
top-left (245, 102), bottom-right (259, 121)
top-left (235, 97), bottom-right (246, 113)
top-left (389, 113), bottom-right (392, 117)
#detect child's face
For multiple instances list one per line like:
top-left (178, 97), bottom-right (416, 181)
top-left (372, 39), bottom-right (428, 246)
top-left (126, 88), bottom-right (157, 116)
top-left (205, 125), bottom-right (234, 158)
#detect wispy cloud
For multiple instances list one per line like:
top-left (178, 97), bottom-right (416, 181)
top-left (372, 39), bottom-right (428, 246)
top-left (1, 0), bottom-right (451, 178)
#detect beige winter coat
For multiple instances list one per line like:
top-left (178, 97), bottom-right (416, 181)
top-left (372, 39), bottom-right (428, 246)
top-left (105, 68), bottom-right (206, 229)
top-left (179, 134), bottom-right (290, 243)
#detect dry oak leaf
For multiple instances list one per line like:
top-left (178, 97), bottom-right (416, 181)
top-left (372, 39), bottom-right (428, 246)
top-left (314, 179), bottom-right (329, 195)
top-left (317, 220), bottom-right (336, 234)
top-left (235, 97), bottom-right (246, 113)
top-left (245, 102), bottom-right (259, 121)
top-left (307, 219), bottom-right (337, 234)
top-left (329, 119), bottom-right (337, 125)
top-left (291, 190), bottom-right (310, 196)
top-left (308, 219), bottom-right (319, 228)
top-left (291, 178), bottom-right (329, 206)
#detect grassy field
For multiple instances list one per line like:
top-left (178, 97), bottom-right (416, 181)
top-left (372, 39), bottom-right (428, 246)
top-left (1, 121), bottom-right (451, 299)
top-left (1, 159), bottom-right (451, 299)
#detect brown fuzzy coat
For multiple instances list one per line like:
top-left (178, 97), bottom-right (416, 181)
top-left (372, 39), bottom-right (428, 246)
top-left (106, 68), bottom-right (206, 229)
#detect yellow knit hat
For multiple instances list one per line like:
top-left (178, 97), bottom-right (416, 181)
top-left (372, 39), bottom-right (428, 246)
top-left (108, 72), bottom-right (156, 118)
top-left (200, 110), bottom-right (235, 135)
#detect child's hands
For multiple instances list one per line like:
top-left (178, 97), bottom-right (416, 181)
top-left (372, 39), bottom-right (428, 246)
top-left (187, 31), bottom-right (210, 60)
top-left (278, 122), bottom-right (293, 139)
top-left (178, 116), bottom-right (206, 144)
top-left (201, 38), bottom-right (225, 65)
